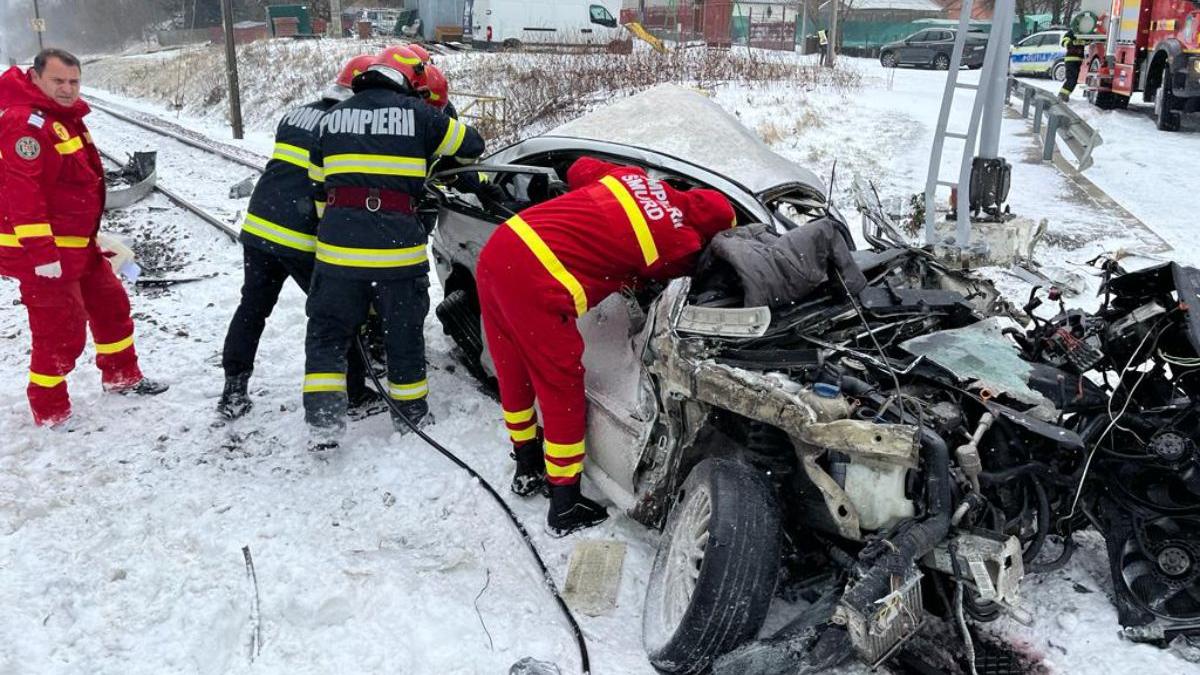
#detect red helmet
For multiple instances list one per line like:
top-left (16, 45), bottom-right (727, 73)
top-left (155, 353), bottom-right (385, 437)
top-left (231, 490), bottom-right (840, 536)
top-left (408, 44), bottom-right (432, 65)
top-left (420, 65), bottom-right (449, 110)
top-left (373, 46), bottom-right (422, 90)
top-left (335, 54), bottom-right (375, 89)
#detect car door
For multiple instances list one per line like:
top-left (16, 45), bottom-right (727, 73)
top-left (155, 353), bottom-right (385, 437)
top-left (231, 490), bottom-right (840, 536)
top-left (898, 31), bottom-right (932, 64)
top-left (931, 30), bottom-right (955, 62)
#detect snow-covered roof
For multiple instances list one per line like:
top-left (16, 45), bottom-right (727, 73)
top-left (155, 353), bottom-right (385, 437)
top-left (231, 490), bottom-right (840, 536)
top-left (548, 84), bottom-right (824, 196)
top-left (850, 0), bottom-right (944, 11)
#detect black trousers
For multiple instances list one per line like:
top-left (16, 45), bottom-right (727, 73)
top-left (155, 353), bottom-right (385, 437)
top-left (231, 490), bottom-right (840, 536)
top-left (303, 272), bottom-right (430, 430)
top-left (1061, 59), bottom-right (1082, 96)
top-left (222, 246), bottom-right (367, 395)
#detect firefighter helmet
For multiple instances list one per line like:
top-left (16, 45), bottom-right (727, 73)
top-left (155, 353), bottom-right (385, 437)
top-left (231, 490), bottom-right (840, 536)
top-left (420, 65), bottom-right (449, 110)
top-left (371, 46), bottom-right (422, 91)
top-left (336, 54), bottom-right (376, 89)
top-left (408, 44), bottom-right (433, 65)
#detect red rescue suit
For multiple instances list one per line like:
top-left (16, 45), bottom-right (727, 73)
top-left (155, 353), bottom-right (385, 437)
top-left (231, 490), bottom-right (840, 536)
top-left (0, 66), bottom-right (142, 425)
top-left (476, 157), bottom-right (735, 485)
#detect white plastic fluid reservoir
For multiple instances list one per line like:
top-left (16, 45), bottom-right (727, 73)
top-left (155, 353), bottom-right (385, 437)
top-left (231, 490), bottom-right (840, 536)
top-left (96, 232), bottom-right (139, 281)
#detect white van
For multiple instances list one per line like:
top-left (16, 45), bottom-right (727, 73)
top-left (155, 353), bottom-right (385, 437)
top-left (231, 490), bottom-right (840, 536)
top-left (463, 0), bottom-right (624, 48)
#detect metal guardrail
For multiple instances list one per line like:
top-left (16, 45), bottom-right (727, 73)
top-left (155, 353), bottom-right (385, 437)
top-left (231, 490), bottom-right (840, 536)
top-left (1006, 77), bottom-right (1103, 172)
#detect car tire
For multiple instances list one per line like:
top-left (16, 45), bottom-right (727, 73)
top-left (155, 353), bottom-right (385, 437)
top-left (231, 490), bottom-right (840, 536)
top-left (1052, 61), bottom-right (1067, 82)
top-left (880, 51), bottom-right (898, 68)
top-left (1155, 74), bottom-right (1181, 132)
top-left (434, 288), bottom-right (491, 385)
top-left (642, 457), bottom-right (781, 674)
top-left (933, 53), bottom-right (951, 70)
top-left (502, 38), bottom-right (522, 50)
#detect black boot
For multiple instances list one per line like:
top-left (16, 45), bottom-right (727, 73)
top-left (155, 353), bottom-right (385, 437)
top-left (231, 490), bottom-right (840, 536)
top-left (347, 386), bottom-right (389, 420)
top-left (391, 399), bottom-right (435, 435)
top-left (216, 372), bottom-right (252, 420)
top-left (511, 439), bottom-right (547, 497)
top-left (547, 482), bottom-right (608, 537)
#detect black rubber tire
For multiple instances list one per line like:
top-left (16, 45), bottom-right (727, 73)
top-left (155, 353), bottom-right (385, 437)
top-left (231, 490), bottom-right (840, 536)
top-left (933, 53), bottom-right (951, 70)
top-left (1155, 75), bottom-right (1181, 131)
top-left (434, 288), bottom-right (491, 385)
top-left (881, 51), bottom-right (898, 68)
top-left (1051, 61), bottom-right (1067, 82)
top-left (643, 457), bottom-right (782, 674)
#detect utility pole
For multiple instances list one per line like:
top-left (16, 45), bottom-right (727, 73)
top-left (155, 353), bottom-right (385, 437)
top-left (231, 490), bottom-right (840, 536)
top-left (220, 0), bottom-right (244, 139)
top-left (329, 0), bottom-right (343, 38)
top-left (826, 0), bottom-right (838, 67)
top-left (32, 0), bottom-right (45, 52)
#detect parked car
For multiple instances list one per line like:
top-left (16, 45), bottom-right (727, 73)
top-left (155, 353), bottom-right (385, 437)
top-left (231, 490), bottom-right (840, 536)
top-left (879, 28), bottom-right (988, 70)
top-left (427, 84), bottom-right (1200, 673)
top-left (1010, 29), bottom-right (1069, 81)
top-left (464, 0), bottom-right (624, 48)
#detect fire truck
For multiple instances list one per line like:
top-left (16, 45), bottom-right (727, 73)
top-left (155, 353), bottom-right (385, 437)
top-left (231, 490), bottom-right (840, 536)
top-left (1084, 0), bottom-right (1200, 130)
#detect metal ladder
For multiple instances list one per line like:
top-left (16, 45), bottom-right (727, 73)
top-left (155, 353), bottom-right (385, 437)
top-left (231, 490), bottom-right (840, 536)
top-left (922, 0), bottom-right (1012, 248)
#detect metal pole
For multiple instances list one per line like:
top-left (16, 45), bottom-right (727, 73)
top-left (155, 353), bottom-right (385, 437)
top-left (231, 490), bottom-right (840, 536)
top-left (826, 0), bottom-right (838, 67)
top-left (978, 0), bottom-right (1015, 158)
top-left (220, 0), bottom-right (244, 140)
top-left (329, 0), bottom-right (343, 38)
top-left (801, 0), bottom-right (809, 55)
top-left (33, 0), bottom-right (44, 52)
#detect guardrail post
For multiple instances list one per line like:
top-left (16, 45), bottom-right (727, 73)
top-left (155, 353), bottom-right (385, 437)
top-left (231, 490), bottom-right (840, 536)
top-left (1043, 113), bottom-right (1060, 161)
top-left (1022, 88), bottom-right (1035, 118)
top-left (1032, 99), bottom-right (1046, 134)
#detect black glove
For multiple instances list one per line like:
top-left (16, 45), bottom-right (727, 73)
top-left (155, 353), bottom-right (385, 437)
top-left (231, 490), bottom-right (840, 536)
top-left (476, 182), bottom-right (508, 205)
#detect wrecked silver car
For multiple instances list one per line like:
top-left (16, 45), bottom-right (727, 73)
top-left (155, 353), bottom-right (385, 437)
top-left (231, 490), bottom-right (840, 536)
top-left (427, 87), bottom-right (1200, 673)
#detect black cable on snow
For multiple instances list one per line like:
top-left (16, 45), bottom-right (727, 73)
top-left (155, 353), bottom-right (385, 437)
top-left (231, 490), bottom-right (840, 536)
top-left (354, 339), bottom-right (591, 674)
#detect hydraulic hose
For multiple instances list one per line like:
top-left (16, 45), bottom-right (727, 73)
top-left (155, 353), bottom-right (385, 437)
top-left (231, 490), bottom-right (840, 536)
top-left (354, 339), bottom-right (591, 674)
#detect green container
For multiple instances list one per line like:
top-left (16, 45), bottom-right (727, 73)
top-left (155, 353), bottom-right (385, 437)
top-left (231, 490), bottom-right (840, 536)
top-left (267, 4), bottom-right (312, 36)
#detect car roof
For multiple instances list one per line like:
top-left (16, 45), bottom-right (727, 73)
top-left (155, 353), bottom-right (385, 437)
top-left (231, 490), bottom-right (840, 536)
top-left (541, 84), bottom-right (826, 197)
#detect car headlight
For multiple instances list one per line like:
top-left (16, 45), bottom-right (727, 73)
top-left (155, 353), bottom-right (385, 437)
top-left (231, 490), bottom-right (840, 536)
top-left (1193, 57), bottom-right (1200, 75)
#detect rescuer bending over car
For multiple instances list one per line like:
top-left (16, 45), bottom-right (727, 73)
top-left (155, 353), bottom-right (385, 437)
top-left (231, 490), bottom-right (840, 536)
top-left (475, 156), bottom-right (737, 536)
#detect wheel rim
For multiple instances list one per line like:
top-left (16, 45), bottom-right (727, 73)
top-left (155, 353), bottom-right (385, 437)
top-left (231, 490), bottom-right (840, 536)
top-left (882, 53), bottom-right (895, 67)
top-left (936, 55), bottom-right (949, 70)
top-left (659, 485), bottom-right (712, 631)
top-left (1054, 64), bottom-right (1065, 81)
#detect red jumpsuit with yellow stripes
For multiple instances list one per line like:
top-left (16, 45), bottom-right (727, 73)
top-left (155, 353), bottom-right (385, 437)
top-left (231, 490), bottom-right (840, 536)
top-left (476, 158), bottom-right (735, 485)
top-left (0, 66), bottom-right (142, 425)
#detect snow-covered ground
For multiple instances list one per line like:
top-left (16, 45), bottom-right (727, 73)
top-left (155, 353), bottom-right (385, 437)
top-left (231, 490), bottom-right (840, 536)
top-left (2, 45), bottom-right (1199, 674)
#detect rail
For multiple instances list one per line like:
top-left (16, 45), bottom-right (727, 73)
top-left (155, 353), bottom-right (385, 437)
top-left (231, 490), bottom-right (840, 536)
top-left (1006, 77), bottom-right (1103, 172)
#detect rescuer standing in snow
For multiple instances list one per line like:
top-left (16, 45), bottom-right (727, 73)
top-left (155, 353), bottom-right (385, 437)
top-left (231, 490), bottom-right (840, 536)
top-left (217, 54), bottom-right (383, 421)
top-left (475, 156), bottom-right (737, 536)
top-left (0, 49), bottom-right (167, 427)
top-left (1059, 29), bottom-right (1087, 102)
top-left (302, 48), bottom-right (484, 448)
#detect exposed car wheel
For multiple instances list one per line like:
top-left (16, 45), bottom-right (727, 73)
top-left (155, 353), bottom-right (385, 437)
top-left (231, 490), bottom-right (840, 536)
top-left (933, 53), bottom-right (951, 70)
top-left (642, 457), bottom-right (781, 674)
top-left (1052, 61), bottom-right (1067, 82)
top-left (502, 38), bottom-right (522, 50)
top-left (434, 288), bottom-right (491, 386)
top-left (880, 51), bottom-right (898, 68)
top-left (1155, 75), bottom-right (1181, 131)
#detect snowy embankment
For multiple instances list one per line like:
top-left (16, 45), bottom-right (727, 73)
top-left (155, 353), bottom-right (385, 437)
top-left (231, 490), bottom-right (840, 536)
top-left (1, 41), bottom-right (1196, 674)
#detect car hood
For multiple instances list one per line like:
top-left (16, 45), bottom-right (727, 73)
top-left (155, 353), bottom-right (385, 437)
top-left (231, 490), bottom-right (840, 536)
top-left (545, 83), bottom-right (826, 197)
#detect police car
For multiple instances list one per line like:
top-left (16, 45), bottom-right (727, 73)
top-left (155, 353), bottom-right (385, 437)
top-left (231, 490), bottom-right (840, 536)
top-left (1010, 29), bottom-right (1068, 81)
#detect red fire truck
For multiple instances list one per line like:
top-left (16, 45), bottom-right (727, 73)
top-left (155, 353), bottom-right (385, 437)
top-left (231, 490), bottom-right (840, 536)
top-left (1084, 0), bottom-right (1200, 130)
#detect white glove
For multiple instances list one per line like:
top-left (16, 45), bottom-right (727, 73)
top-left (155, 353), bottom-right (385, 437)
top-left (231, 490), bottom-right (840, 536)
top-left (34, 261), bottom-right (62, 279)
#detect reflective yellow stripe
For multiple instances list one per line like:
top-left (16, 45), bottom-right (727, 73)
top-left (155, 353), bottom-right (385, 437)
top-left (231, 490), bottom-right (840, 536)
top-left (1064, 56), bottom-right (1082, 62)
top-left (0, 234), bottom-right (90, 248)
top-left (242, 213), bottom-right (317, 252)
top-left (55, 136), bottom-right (84, 155)
top-left (316, 241), bottom-right (428, 269)
top-left (545, 460), bottom-right (584, 479)
top-left (435, 119), bottom-right (466, 157)
top-left (29, 371), bottom-right (65, 388)
top-left (388, 379), bottom-right (428, 401)
top-left (303, 372), bottom-right (346, 393)
top-left (545, 440), bottom-right (585, 459)
top-left (509, 425), bottom-right (538, 443)
top-left (390, 52), bottom-right (421, 66)
top-left (308, 164), bottom-right (325, 182)
top-left (315, 200), bottom-right (326, 218)
top-left (14, 223), bottom-right (52, 238)
top-left (323, 153), bottom-right (426, 178)
top-left (271, 142), bottom-right (310, 169)
top-left (94, 334), bottom-right (134, 355)
top-left (599, 175), bottom-right (659, 266)
top-left (505, 216), bottom-right (588, 318)
top-left (504, 407), bottom-right (535, 424)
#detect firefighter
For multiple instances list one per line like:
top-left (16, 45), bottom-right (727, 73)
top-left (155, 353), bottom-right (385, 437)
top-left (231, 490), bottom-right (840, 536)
top-left (303, 51), bottom-right (485, 448)
top-left (475, 156), bottom-right (736, 536)
top-left (1059, 29), bottom-right (1087, 102)
top-left (217, 55), bottom-right (379, 420)
top-left (0, 49), bottom-right (167, 427)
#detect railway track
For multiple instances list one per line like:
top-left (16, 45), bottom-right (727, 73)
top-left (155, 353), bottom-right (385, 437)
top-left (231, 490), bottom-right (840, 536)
top-left (90, 96), bottom-right (268, 243)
